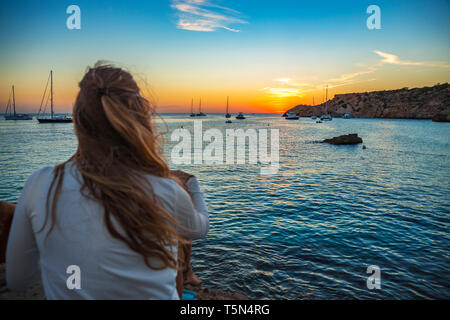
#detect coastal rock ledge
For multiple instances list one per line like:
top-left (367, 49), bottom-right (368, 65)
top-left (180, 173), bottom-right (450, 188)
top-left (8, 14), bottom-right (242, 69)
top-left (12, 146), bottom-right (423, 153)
top-left (432, 113), bottom-right (450, 122)
top-left (285, 83), bottom-right (450, 119)
top-left (322, 134), bottom-right (363, 145)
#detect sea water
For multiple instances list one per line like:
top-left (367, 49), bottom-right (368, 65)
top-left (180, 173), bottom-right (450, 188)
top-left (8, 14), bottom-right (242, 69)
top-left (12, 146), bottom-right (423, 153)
top-left (0, 114), bottom-right (449, 299)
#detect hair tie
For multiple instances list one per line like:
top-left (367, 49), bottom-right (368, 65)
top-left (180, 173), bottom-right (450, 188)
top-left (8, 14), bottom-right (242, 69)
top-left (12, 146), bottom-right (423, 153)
top-left (98, 87), bottom-right (110, 96)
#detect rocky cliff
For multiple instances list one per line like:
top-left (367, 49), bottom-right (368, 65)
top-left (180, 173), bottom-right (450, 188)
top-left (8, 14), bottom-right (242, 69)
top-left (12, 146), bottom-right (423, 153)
top-left (286, 83), bottom-right (450, 120)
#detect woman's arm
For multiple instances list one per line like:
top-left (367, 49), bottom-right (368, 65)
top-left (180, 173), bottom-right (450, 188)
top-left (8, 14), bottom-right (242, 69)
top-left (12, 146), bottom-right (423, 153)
top-left (6, 174), bottom-right (41, 292)
top-left (171, 174), bottom-right (209, 240)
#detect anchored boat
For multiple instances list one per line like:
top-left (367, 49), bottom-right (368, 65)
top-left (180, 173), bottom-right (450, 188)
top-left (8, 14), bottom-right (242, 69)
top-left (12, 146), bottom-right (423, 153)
top-left (285, 113), bottom-right (299, 120)
top-left (225, 96), bottom-right (231, 119)
top-left (236, 112), bottom-right (246, 120)
top-left (320, 85), bottom-right (332, 121)
top-left (189, 98), bottom-right (196, 117)
top-left (225, 96), bottom-right (232, 123)
top-left (37, 71), bottom-right (72, 123)
top-left (4, 86), bottom-right (32, 120)
top-left (196, 98), bottom-right (206, 116)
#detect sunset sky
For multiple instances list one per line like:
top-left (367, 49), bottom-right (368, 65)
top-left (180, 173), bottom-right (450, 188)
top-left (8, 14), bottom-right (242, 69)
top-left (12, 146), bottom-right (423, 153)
top-left (1, 0), bottom-right (449, 114)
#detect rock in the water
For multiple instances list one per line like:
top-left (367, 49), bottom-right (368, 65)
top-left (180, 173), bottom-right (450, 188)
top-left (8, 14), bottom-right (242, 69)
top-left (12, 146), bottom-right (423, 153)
top-left (322, 134), bottom-right (363, 145)
top-left (432, 113), bottom-right (450, 122)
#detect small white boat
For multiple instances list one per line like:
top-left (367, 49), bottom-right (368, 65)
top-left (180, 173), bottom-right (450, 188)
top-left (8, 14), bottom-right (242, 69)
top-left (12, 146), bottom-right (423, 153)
top-left (311, 115), bottom-right (318, 120)
top-left (285, 113), bottom-right (299, 120)
top-left (236, 112), bottom-right (246, 120)
top-left (344, 113), bottom-right (350, 119)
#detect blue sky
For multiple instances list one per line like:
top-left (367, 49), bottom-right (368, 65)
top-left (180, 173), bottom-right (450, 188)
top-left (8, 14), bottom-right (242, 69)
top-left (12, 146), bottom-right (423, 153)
top-left (1, 0), bottom-right (449, 112)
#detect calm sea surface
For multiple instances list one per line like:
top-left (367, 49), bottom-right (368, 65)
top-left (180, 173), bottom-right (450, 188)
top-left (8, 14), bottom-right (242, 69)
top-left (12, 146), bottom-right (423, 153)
top-left (0, 114), bottom-right (449, 299)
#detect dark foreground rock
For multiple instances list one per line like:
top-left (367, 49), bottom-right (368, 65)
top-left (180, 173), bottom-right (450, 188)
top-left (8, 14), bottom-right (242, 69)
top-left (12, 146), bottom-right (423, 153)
top-left (0, 264), bottom-right (250, 300)
top-left (0, 264), bottom-right (45, 300)
top-left (185, 284), bottom-right (249, 300)
top-left (432, 113), bottom-right (450, 122)
top-left (0, 201), bottom-right (14, 263)
top-left (322, 134), bottom-right (363, 145)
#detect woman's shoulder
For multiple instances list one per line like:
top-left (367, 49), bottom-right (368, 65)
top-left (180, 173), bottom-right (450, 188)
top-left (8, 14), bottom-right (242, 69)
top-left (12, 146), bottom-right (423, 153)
top-left (146, 174), bottom-right (185, 196)
top-left (26, 166), bottom-right (54, 186)
top-left (23, 163), bottom-right (79, 191)
top-left (16, 166), bottom-right (55, 208)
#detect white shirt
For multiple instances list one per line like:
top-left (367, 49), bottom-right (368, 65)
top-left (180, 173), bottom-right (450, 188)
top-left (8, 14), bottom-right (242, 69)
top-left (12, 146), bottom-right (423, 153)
top-left (6, 162), bottom-right (209, 300)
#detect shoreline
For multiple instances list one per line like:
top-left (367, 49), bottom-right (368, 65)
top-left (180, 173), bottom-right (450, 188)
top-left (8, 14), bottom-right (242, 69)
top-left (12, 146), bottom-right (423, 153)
top-left (284, 83), bottom-right (449, 121)
top-left (282, 115), bottom-right (449, 120)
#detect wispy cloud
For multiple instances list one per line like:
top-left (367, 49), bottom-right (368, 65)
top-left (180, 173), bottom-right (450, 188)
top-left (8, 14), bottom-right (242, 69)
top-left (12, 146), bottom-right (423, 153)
top-left (170, 0), bottom-right (247, 32)
top-left (263, 49), bottom-right (448, 102)
top-left (263, 78), bottom-right (312, 98)
top-left (275, 78), bottom-right (292, 83)
top-left (328, 67), bottom-right (377, 84)
top-left (327, 51), bottom-right (428, 88)
top-left (263, 87), bottom-right (303, 98)
top-left (374, 51), bottom-right (425, 66)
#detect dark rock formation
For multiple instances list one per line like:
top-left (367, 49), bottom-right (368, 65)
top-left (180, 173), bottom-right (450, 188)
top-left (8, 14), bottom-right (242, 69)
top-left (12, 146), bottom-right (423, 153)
top-left (286, 83), bottom-right (450, 119)
top-left (185, 284), bottom-right (249, 300)
top-left (322, 134), bottom-right (363, 145)
top-left (432, 113), bottom-right (450, 122)
top-left (0, 201), bottom-right (15, 263)
top-left (0, 265), bottom-right (250, 300)
top-left (0, 264), bottom-right (46, 299)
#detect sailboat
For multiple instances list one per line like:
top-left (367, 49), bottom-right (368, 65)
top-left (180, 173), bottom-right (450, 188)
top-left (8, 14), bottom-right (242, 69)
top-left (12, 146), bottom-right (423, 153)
top-left (236, 112), bottom-right (246, 120)
top-left (311, 97), bottom-right (318, 119)
top-left (285, 113), bottom-right (299, 120)
top-left (225, 96), bottom-right (232, 123)
top-left (320, 85), bottom-right (332, 121)
top-left (189, 98), bottom-right (196, 117)
top-left (37, 71), bottom-right (72, 123)
top-left (4, 86), bottom-right (32, 120)
top-left (196, 98), bottom-right (206, 116)
top-left (225, 96), bottom-right (231, 118)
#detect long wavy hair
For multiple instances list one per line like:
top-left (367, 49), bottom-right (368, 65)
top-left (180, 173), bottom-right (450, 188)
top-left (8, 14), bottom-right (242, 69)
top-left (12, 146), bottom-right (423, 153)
top-left (40, 63), bottom-right (187, 270)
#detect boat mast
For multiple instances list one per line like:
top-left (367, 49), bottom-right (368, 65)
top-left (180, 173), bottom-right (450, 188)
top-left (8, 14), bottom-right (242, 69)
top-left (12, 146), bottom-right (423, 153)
top-left (325, 85), bottom-right (328, 115)
top-left (12, 85), bottom-right (16, 116)
top-left (50, 70), bottom-right (54, 119)
top-left (191, 98), bottom-right (194, 114)
top-left (226, 96), bottom-right (229, 114)
top-left (199, 98), bottom-right (202, 114)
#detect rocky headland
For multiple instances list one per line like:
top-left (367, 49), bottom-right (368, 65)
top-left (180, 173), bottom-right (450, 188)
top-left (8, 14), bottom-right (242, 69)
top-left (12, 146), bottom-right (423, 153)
top-left (285, 83), bottom-right (450, 121)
